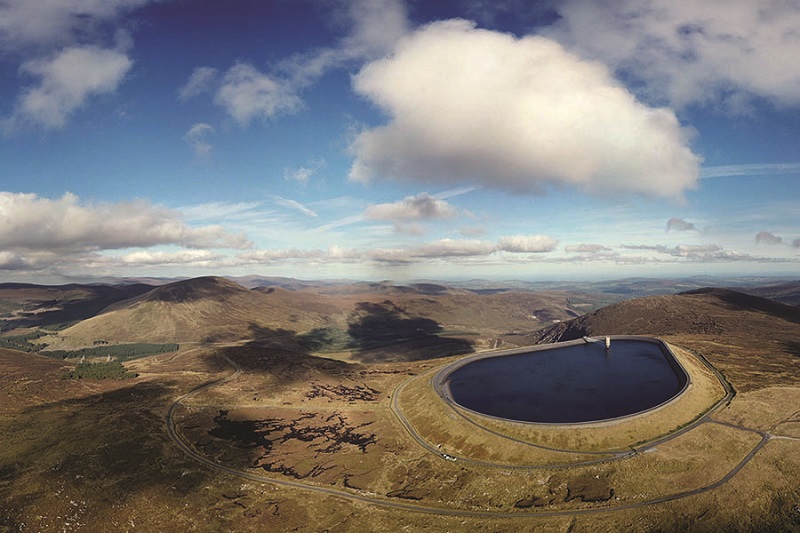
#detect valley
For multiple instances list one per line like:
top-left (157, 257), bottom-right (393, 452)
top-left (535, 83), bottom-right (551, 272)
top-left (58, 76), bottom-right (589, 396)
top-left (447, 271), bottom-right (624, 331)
top-left (1, 277), bottom-right (799, 531)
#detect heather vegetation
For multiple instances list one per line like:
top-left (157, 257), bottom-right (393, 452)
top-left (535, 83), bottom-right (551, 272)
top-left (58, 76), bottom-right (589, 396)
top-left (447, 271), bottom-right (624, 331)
top-left (1, 277), bottom-right (799, 531)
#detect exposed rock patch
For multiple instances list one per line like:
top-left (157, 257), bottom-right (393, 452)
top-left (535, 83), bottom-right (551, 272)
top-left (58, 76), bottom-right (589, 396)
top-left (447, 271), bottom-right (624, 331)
top-left (304, 382), bottom-right (381, 402)
top-left (565, 473), bottom-right (615, 503)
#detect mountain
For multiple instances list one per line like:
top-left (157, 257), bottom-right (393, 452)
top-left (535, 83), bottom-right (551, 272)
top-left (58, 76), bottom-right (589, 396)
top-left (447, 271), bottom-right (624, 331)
top-left (526, 287), bottom-right (800, 393)
top-left (39, 276), bottom-right (606, 352)
top-left (738, 280), bottom-right (800, 307)
top-left (0, 282), bottom-right (154, 330)
top-left (54, 277), bottom-right (341, 345)
top-left (25, 276), bottom-right (800, 365)
top-left (530, 287), bottom-right (800, 344)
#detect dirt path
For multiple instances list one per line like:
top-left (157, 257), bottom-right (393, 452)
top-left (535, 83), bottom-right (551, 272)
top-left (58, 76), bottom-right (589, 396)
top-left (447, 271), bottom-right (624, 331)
top-left (164, 346), bottom-right (790, 519)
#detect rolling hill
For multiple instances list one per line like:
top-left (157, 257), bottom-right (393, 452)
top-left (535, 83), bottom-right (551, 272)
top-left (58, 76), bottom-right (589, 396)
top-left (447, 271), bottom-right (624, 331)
top-left (530, 287), bottom-right (800, 343)
top-left (2, 279), bottom-right (800, 531)
top-left (39, 276), bottom-right (605, 353)
top-left (0, 282), bottom-right (153, 330)
top-left (529, 287), bottom-right (800, 391)
top-left (52, 276), bottom-right (342, 345)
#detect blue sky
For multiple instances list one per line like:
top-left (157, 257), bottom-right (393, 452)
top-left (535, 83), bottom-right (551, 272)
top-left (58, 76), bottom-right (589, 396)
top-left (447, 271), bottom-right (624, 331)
top-left (0, 0), bottom-right (798, 283)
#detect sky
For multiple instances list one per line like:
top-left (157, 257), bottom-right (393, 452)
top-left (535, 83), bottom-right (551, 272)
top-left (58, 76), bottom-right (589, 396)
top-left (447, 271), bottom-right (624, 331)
top-left (1, 0), bottom-right (799, 283)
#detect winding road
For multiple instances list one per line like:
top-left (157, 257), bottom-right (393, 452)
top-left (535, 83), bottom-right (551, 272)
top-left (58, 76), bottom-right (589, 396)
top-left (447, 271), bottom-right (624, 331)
top-left (164, 345), bottom-right (794, 519)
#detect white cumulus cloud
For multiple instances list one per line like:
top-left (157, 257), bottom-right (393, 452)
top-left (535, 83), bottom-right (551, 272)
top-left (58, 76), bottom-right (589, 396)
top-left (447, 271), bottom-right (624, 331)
top-left (667, 217), bottom-right (697, 232)
top-left (183, 0), bottom-right (409, 127)
top-left (214, 63), bottom-right (302, 125)
top-left (183, 123), bottom-right (215, 156)
top-left (0, 0), bottom-right (151, 51)
top-left (8, 45), bottom-right (132, 130)
top-left (178, 66), bottom-right (219, 101)
top-left (280, 0), bottom-right (410, 88)
top-left (349, 19), bottom-right (700, 199)
top-left (498, 235), bottom-right (559, 253)
top-left (0, 251), bottom-right (33, 271)
top-left (0, 192), bottom-right (251, 253)
top-left (284, 158), bottom-right (325, 186)
top-left (756, 231), bottom-right (784, 245)
top-left (368, 234), bottom-right (559, 265)
top-left (365, 193), bottom-right (457, 221)
top-left (551, 0), bottom-right (800, 110)
top-left (117, 249), bottom-right (223, 266)
top-left (564, 244), bottom-right (612, 253)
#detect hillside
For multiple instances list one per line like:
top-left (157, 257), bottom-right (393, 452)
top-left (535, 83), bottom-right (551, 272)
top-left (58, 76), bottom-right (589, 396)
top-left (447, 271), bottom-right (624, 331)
top-left (739, 280), bottom-right (800, 307)
top-left (0, 282), bottom-right (153, 330)
top-left (36, 277), bottom-right (606, 355)
top-left (52, 277), bottom-right (342, 345)
top-left (529, 287), bottom-right (800, 391)
top-left (3, 282), bottom-right (800, 531)
top-left (531, 287), bottom-right (800, 343)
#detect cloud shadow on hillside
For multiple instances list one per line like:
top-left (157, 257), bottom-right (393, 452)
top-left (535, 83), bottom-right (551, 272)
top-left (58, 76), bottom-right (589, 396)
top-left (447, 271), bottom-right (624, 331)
top-left (215, 324), bottom-right (356, 382)
top-left (684, 288), bottom-right (800, 325)
top-left (0, 284), bottom-right (152, 330)
top-left (785, 340), bottom-right (800, 359)
top-left (345, 301), bottom-right (474, 363)
top-left (0, 380), bottom-right (217, 529)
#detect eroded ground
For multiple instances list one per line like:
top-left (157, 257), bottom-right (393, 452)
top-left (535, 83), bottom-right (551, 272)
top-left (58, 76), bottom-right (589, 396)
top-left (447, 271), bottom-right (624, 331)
top-left (2, 332), bottom-right (800, 532)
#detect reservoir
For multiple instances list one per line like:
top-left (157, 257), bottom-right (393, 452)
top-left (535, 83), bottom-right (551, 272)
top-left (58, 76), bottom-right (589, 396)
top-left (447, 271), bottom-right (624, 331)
top-left (438, 338), bottom-right (688, 424)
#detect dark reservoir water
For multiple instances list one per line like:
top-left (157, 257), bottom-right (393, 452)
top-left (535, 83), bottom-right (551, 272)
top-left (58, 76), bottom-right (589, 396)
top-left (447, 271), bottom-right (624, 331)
top-left (443, 339), bottom-right (686, 423)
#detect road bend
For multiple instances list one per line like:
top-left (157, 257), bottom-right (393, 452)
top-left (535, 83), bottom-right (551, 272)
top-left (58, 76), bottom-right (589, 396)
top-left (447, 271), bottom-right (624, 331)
top-left (164, 347), bottom-right (785, 519)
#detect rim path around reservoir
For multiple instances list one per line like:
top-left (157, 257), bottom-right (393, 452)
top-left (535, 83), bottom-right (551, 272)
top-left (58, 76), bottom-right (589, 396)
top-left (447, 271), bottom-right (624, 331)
top-left (164, 343), bottom-right (787, 519)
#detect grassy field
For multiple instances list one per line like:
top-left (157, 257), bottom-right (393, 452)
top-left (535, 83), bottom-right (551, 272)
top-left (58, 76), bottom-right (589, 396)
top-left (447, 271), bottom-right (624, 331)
top-left (2, 280), bottom-right (800, 532)
top-left (2, 336), bottom-right (800, 531)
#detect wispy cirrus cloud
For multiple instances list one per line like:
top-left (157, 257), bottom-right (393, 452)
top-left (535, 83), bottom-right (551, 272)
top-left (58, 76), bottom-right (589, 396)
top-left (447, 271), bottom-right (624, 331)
top-left (273, 196), bottom-right (318, 218)
top-left (178, 201), bottom-right (265, 223)
top-left (701, 163), bottom-right (800, 179)
top-left (433, 185), bottom-right (478, 200)
top-left (316, 214), bottom-right (365, 233)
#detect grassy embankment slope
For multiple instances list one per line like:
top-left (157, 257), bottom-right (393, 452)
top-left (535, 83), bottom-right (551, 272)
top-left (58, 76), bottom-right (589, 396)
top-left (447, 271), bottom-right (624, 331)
top-left (0, 280), bottom-right (798, 531)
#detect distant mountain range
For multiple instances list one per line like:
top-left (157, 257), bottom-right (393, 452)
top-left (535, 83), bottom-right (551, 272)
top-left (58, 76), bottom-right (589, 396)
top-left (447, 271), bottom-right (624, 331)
top-left (1, 275), bottom-right (797, 359)
top-left (0, 276), bottom-right (608, 354)
top-left (53, 274), bottom-right (800, 304)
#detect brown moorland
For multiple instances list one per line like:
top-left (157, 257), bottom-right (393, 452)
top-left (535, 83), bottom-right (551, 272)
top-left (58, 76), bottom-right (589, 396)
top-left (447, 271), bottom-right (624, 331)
top-left (40, 276), bottom-right (603, 352)
top-left (0, 279), bottom-right (799, 532)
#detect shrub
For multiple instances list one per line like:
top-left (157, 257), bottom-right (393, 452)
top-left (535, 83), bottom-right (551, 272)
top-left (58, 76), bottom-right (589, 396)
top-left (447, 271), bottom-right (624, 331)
top-left (62, 361), bottom-right (137, 380)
